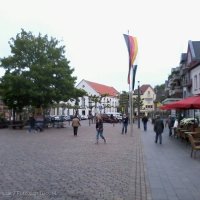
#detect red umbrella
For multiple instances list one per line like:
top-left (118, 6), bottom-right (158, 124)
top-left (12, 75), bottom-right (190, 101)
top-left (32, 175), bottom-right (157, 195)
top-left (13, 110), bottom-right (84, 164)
top-left (161, 96), bottom-right (200, 110)
top-left (160, 96), bottom-right (200, 131)
top-left (160, 104), bottom-right (172, 110)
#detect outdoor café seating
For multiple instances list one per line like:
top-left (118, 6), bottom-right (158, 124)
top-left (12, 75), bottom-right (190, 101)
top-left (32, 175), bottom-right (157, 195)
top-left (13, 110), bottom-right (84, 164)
top-left (176, 118), bottom-right (199, 141)
top-left (188, 133), bottom-right (200, 158)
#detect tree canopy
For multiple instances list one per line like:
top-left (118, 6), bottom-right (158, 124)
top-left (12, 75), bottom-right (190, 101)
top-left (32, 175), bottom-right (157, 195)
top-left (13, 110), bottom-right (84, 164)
top-left (0, 29), bottom-right (85, 112)
top-left (154, 84), bottom-right (166, 103)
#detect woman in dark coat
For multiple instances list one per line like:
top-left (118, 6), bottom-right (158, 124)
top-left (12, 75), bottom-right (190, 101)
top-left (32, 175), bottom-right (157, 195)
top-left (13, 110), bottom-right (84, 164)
top-left (154, 115), bottom-right (164, 144)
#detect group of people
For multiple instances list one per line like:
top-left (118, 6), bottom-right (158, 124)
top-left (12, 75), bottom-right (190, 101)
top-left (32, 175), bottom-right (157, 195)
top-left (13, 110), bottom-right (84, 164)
top-left (71, 113), bottom-right (165, 145)
top-left (71, 114), bottom-right (106, 144)
top-left (28, 112), bottom-right (175, 145)
top-left (71, 113), bottom-right (130, 144)
top-left (153, 114), bottom-right (180, 144)
top-left (72, 113), bottom-right (181, 145)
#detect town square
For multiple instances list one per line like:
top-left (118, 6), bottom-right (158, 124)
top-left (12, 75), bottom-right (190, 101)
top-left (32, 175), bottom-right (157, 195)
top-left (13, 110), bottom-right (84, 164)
top-left (1, 0), bottom-right (200, 199)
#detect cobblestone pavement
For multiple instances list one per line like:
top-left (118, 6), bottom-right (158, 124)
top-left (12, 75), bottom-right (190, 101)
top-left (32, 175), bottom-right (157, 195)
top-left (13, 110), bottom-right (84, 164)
top-left (0, 121), bottom-right (151, 200)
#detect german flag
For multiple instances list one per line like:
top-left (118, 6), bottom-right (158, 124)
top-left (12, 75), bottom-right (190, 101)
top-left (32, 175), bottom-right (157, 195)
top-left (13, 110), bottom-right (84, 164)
top-left (123, 34), bottom-right (138, 84)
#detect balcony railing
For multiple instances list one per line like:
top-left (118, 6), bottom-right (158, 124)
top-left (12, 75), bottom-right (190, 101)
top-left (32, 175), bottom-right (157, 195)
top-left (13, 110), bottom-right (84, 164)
top-left (182, 79), bottom-right (192, 88)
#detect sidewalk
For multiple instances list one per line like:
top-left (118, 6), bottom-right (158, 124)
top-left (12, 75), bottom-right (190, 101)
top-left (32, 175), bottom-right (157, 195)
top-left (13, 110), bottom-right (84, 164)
top-left (141, 121), bottom-right (200, 200)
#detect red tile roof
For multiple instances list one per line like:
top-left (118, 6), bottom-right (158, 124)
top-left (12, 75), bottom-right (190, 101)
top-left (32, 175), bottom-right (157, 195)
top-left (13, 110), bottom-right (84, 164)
top-left (85, 80), bottom-right (119, 96)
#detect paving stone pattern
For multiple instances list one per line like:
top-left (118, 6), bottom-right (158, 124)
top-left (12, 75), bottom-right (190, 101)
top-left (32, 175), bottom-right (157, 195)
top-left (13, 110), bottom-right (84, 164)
top-left (141, 121), bottom-right (200, 200)
top-left (0, 121), bottom-right (151, 200)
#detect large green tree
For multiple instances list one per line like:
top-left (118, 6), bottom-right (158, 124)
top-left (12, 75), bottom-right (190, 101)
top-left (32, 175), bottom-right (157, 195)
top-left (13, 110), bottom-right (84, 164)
top-left (118, 91), bottom-right (129, 113)
top-left (0, 29), bottom-right (85, 112)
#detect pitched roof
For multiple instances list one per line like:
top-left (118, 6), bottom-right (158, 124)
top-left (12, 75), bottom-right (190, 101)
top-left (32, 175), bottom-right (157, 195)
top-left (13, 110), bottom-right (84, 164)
top-left (134, 84), bottom-right (153, 95)
top-left (180, 53), bottom-right (187, 64)
top-left (85, 80), bottom-right (119, 96)
top-left (188, 41), bottom-right (200, 61)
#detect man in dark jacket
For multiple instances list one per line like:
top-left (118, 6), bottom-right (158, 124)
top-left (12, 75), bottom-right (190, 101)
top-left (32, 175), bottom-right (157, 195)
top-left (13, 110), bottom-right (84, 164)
top-left (142, 115), bottom-right (148, 131)
top-left (154, 115), bottom-right (164, 144)
top-left (122, 114), bottom-right (129, 134)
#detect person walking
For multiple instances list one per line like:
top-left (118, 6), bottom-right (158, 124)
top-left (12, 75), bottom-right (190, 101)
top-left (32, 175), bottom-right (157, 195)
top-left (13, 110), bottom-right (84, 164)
top-left (28, 114), bottom-right (35, 133)
top-left (173, 117), bottom-right (179, 137)
top-left (110, 114), bottom-right (115, 127)
top-left (122, 114), bottom-right (128, 134)
top-left (154, 115), bottom-right (164, 144)
top-left (95, 114), bottom-right (106, 144)
top-left (142, 114), bottom-right (148, 131)
top-left (72, 115), bottom-right (81, 136)
top-left (168, 115), bottom-right (175, 137)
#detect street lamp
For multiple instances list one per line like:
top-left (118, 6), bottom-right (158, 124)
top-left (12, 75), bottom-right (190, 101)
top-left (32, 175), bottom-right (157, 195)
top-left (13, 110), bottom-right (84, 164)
top-left (88, 97), bottom-right (93, 126)
top-left (138, 81), bottom-right (140, 129)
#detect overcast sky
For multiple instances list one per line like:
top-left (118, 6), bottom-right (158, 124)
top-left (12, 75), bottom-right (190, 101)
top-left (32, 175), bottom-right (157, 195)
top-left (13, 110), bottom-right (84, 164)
top-left (1, 0), bottom-right (200, 92)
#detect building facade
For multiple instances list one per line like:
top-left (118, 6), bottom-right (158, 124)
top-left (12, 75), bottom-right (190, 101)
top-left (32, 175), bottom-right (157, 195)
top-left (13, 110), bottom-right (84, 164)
top-left (163, 40), bottom-right (200, 118)
top-left (76, 80), bottom-right (119, 117)
top-left (133, 84), bottom-right (156, 116)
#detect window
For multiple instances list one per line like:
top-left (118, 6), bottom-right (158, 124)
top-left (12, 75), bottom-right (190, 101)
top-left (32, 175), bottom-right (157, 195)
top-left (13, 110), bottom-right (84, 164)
top-left (194, 75), bottom-right (197, 90)
top-left (81, 97), bottom-right (85, 108)
top-left (199, 73), bottom-right (200, 89)
top-left (145, 105), bottom-right (153, 109)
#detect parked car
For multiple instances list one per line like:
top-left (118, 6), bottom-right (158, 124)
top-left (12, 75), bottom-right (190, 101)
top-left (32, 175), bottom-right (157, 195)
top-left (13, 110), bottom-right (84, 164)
top-left (63, 115), bottom-right (71, 121)
top-left (81, 115), bottom-right (88, 120)
top-left (106, 112), bottom-right (122, 121)
top-left (101, 114), bottom-right (119, 123)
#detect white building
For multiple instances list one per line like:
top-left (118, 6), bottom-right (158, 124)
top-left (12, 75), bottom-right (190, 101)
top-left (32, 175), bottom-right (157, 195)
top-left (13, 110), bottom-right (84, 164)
top-left (72, 79), bottom-right (119, 117)
top-left (133, 84), bottom-right (156, 116)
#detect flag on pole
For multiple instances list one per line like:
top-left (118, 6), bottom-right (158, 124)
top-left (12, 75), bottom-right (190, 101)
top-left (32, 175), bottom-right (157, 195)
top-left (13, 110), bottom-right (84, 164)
top-left (123, 34), bottom-right (138, 84)
top-left (132, 65), bottom-right (137, 90)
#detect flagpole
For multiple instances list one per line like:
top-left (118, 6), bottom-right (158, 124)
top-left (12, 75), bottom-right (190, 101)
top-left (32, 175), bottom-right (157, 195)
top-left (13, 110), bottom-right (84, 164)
top-left (123, 30), bottom-right (137, 136)
top-left (127, 30), bottom-right (133, 137)
top-left (129, 80), bottom-right (133, 136)
top-left (138, 81), bottom-right (141, 128)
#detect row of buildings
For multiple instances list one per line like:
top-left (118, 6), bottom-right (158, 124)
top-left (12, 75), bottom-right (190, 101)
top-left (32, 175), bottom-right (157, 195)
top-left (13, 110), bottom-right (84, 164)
top-left (3, 40), bottom-right (200, 120)
top-left (50, 79), bottom-right (156, 118)
top-left (162, 40), bottom-right (200, 118)
top-left (164, 40), bottom-right (200, 103)
top-left (57, 40), bottom-right (200, 119)
top-left (0, 80), bottom-right (157, 120)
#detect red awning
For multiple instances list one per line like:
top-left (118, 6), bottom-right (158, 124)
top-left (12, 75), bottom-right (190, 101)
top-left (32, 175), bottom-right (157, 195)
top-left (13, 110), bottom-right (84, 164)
top-left (161, 96), bottom-right (200, 110)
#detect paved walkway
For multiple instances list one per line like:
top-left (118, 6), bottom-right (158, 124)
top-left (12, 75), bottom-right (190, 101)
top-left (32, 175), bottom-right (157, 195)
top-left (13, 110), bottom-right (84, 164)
top-left (0, 121), bottom-right (150, 200)
top-left (141, 121), bottom-right (200, 200)
top-left (0, 120), bottom-right (200, 200)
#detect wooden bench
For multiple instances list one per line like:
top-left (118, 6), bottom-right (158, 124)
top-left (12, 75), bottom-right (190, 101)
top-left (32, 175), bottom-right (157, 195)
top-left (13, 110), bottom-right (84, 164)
top-left (8, 121), bottom-right (25, 129)
top-left (188, 133), bottom-right (200, 158)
